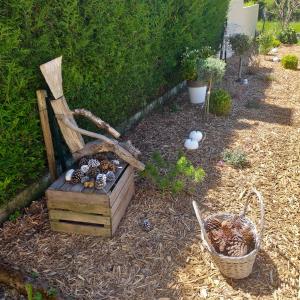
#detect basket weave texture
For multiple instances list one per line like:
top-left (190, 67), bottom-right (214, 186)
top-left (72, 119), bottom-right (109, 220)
top-left (193, 188), bottom-right (264, 279)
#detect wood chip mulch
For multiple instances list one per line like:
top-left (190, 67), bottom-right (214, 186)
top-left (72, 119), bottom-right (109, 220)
top-left (0, 45), bottom-right (300, 300)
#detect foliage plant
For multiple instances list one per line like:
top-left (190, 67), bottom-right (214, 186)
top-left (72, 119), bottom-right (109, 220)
top-left (229, 34), bottom-right (252, 80)
top-left (222, 149), bottom-right (248, 168)
top-left (209, 89), bottom-right (232, 116)
top-left (8, 210), bottom-right (21, 222)
top-left (181, 46), bottom-right (214, 81)
top-left (281, 54), bottom-right (299, 70)
top-left (272, 39), bottom-right (281, 47)
top-left (0, 0), bottom-right (230, 206)
top-left (141, 152), bottom-right (205, 194)
top-left (257, 32), bottom-right (275, 55)
top-left (278, 27), bottom-right (298, 44)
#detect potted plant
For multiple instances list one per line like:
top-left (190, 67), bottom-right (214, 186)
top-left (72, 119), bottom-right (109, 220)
top-left (229, 34), bottom-right (251, 82)
top-left (198, 57), bottom-right (226, 114)
top-left (181, 47), bottom-right (213, 104)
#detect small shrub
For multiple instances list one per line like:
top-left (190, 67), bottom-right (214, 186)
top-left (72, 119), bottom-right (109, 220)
top-left (257, 32), bottom-right (274, 55)
top-left (141, 152), bottom-right (205, 194)
top-left (198, 57), bottom-right (226, 83)
top-left (278, 27), bottom-right (298, 44)
top-left (281, 55), bottom-right (299, 70)
top-left (8, 210), bottom-right (21, 222)
top-left (229, 34), bottom-right (251, 56)
top-left (181, 48), bottom-right (201, 81)
top-left (222, 149), bottom-right (248, 168)
top-left (272, 39), bottom-right (281, 48)
top-left (262, 73), bottom-right (276, 82)
top-left (209, 89), bottom-right (232, 116)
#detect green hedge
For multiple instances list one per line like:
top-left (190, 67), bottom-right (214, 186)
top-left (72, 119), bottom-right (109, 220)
top-left (0, 0), bottom-right (229, 206)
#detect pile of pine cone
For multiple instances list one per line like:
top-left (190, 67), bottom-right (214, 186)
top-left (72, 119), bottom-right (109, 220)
top-left (205, 215), bottom-right (256, 257)
top-left (65, 153), bottom-right (120, 190)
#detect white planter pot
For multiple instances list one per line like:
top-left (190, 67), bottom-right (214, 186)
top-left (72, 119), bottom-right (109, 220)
top-left (187, 81), bottom-right (207, 104)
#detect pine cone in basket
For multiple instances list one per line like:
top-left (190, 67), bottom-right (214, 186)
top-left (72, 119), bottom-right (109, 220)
top-left (241, 226), bottom-right (256, 251)
top-left (100, 159), bottom-right (116, 172)
top-left (78, 157), bottom-right (90, 167)
top-left (226, 234), bottom-right (248, 257)
top-left (205, 217), bottom-right (222, 231)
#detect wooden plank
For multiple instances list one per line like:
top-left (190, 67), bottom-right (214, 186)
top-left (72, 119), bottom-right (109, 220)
top-left (111, 178), bottom-right (135, 235)
top-left (51, 221), bottom-right (111, 237)
top-left (36, 90), bottom-right (57, 181)
top-left (51, 98), bottom-right (85, 154)
top-left (48, 174), bottom-right (65, 190)
top-left (49, 210), bottom-right (111, 225)
top-left (46, 189), bottom-right (108, 204)
top-left (102, 163), bottom-right (127, 194)
top-left (110, 166), bottom-right (134, 206)
top-left (47, 199), bottom-right (110, 215)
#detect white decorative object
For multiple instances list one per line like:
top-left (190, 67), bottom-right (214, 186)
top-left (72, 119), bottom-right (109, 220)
top-left (272, 56), bottom-right (280, 62)
top-left (65, 169), bottom-right (74, 181)
top-left (112, 159), bottom-right (120, 166)
top-left (106, 171), bottom-right (116, 182)
top-left (189, 131), bottom-right (203, 142)
top-left (243, 78), bottom-right (248, 85)
top-left (188, 81), bottom-right (207, 104)
top-left (270, 47), bottom-right (278, 54)
top-left (184, 139), bottom-right (199, 150)
top-left (80, 164), bottom-right (89, 174)
top-left (88, 159), bottom-right (100, 168)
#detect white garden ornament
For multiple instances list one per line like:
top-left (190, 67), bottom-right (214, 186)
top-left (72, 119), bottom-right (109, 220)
top-left (270, 48), bottom-right (278, 54)
top-left (65, 169), bottom-right (75, 181)
top-left (184, 138), bottom-right (199, 150)
top-left (272, 56), bottom-right (280, 62)
top-left (189, 131), bottom-right (203, 142)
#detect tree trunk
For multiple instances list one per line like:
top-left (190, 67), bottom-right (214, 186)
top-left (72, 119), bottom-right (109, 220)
top-left (238, 56), bottom-right (243, 81)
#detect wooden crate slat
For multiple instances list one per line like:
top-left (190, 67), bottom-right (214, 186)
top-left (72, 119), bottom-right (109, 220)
top-left (111, 177), bottom-right (135, 235)
top-left (51, 221), bottom-right (111, 237)
top-left (49, 209), bottom-right (111, 225)
top-left (110, 166), bottom-right (134, 206)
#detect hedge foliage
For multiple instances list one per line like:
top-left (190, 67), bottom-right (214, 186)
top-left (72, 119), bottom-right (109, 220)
top-left (0, 0), bottom-right (229, 206)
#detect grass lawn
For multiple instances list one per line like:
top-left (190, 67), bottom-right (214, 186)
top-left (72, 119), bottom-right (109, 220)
top-left (257, 20), bottom-right (300, 33)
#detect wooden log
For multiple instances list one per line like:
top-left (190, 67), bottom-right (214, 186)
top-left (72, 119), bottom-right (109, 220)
top-left (59, 118), bottom-right (145, 170)
top-left (72, 108), bottom-right (120, 139)
top-left (36, 90), bottom-right (57, 181)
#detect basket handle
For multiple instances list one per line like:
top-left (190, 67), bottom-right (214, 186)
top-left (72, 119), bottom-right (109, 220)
top-left (240, 188), bottom-right (265, 248)
top-left (192, 201), bottom-right (214, 252)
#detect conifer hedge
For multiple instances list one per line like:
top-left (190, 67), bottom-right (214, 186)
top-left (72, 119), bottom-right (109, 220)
top-left (0, 0), bottom-right (229, 205)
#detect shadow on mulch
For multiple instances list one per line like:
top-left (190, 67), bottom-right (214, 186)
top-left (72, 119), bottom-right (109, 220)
top-left (226, 249), bottom-right (281, 297)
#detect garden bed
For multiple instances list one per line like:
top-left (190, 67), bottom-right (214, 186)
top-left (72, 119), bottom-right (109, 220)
top-left (0, 45), bottom-right (300, 299)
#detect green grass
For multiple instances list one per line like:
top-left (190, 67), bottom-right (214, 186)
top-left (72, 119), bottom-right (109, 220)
top-left (257, 21), bottom-right (300, 34)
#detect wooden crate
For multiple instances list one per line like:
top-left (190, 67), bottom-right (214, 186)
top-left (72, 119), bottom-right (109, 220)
top-left (46, 163), bottom-right (134, 237)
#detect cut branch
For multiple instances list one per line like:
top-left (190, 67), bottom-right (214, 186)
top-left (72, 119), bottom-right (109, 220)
top-left (72, 108), bottom-right (120, 139)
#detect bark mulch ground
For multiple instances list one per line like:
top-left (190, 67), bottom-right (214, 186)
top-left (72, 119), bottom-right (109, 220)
top-left (1, 45), bottom-right (300, 299)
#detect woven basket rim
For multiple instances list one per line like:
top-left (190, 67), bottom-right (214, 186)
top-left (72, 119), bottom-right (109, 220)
top-left (204, 212), bottom-right (260, 260)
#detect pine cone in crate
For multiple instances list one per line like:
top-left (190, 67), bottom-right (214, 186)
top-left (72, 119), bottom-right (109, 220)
top-left (87, 167), bottom-right (100, 178)
top-left (100, 159), bottom-right (116, 172)
top-left (78, 157), bottom-right (90, 167)
top-left (70, 169), bottom-right (84, 184)
top-left (88, 159), bottom-right (100, 168)
top-left (95, 174), bottom-right (107, 190)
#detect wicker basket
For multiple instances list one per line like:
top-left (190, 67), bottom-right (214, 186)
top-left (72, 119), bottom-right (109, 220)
top-left (193, 188), bottom-right (264, 279)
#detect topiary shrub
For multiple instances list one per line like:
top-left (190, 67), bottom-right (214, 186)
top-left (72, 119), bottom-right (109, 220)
top-left (278, 27), bottom-right (298, 44)
top-left (209, 89), bottom-right (232, 116)
top-left (281, 55), bottom-right (299, 70)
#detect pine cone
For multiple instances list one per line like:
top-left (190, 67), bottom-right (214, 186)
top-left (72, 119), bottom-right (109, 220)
top-left (106, 171), bottom-right (116, 182)
top-left (241, 226), bottom-right (255, 251)
top-left (71, 169), bottom-right (84, 184)
top-left (87, 167), bottom-right (100, 178)
top-left (100, 160), bottom-right (116, 172)
top-left (78, 157), bottom-right (89, 167)
top-left (95, 174), bottom-right (107, 190)
top-left (81, 176), bottom-right (90, 184)
top-left (205, 217), bottom-right (222, 232)
top-left (93, 153), bottom-right (106, 162)
top-left (226, 234), bottom-right (248, 257)
top-left (88, 159), bottom-right (100, 168)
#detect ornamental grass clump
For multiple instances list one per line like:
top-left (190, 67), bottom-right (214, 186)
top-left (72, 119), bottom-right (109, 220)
top-left (281, 54), bottom-right (298, 70)
top-left (222, 149), bottom-right (248, 168)
top-left (257, 32), bottom-right (275, 55)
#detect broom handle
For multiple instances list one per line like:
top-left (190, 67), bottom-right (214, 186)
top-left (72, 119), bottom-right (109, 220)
top-left (192, 201), bottom-right (214, 252)
top-left (241, 188), bottom-right (265, 248)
